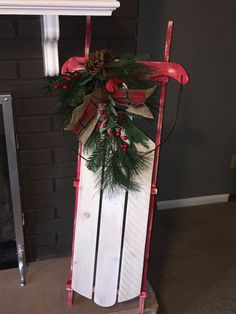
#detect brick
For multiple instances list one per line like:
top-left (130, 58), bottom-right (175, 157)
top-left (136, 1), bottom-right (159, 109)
top-left (59, 39), bottom-right (84, 60)
top-left (60, 39), bottom-right (109, 60)
top-left (59, 16), bottom-right (85, 39)
top-left (24, 218), bottom-right (73, 236)
top-left (22, 180), bottom-right (53, 195)
top-left (51, 115), bottom-right (63, 131)
top-left (57, 231), bottom-right (72, 246)
top-left (16, 116), bottom-right (51, 133)
top-left (15, 97), bottom-right (58, 116)
top-left (0, 61), bottom-right (17, 79)
top-left (19, 149), bottom-right (52, 166)
top-left (54, 147), bottom-right (77, 162)
top-left (19, 132), bottom-right (73, 149)
top-left (23, 192), bottom-right (74, 210)
top-left (113, 0), bottom-right (138, 17)
top-left (92, 17), bottom-right (137, 39)
top-left (26, 244), bottom-right (71, 262)
top-left (0, 80), bottom-right (47, 98)
top-left (21, 162), bottom-right (76, 180)
top-left (55, 178), bottom-right (74, 192)
top-left (19, 60), bottom-right (44, 78)
top-left (56, 206), bottom-right (74, 220)
top-left (0, 20), bottom-right (16, 38)
top-left (90, 39), bottom-right (110, 53)
top-left (0, 40), bottom-right (42, 59)
top-left (24, 208), bottom-right (56, 223)
top-left (25, 233), bottom-right (56, 248)
top-left (17, 17), bottom-right (41, 38)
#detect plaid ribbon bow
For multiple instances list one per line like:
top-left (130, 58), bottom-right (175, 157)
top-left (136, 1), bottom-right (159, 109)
top-left (66, 87), bottom-right (155, 143)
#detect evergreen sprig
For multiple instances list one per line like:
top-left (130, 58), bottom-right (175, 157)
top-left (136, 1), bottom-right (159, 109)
top-left (49, 51), bottom-right (159, 194)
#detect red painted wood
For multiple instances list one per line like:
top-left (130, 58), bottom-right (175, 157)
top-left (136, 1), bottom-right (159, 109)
top-left (61, 56), bottom-right (87, 74)
top-left (67, 16), bottom-right (92, 307)
top-left (85, 16), bottom-right (91, 58)
top-left (142, 61), bottom-right (189, 85)
top-left (67, 143), bottom-right (82, 305)
top-left (164, 21), bottom-right (173, 62)
top-left (140, 21), bottom-right (189, 312)
top-left (139, 291), bottom-right (148, 314)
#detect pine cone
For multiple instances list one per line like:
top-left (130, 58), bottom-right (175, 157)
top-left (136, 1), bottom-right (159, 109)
top-left (85, 49), bottom-right (113, 75)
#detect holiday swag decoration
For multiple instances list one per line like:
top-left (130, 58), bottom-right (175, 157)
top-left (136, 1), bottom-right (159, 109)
top-left (49, 50), bottom-right (160, 193)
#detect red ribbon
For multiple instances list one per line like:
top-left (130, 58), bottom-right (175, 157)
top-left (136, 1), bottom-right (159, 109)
top-left (71, 97), bottom-right (98, 136)
top-left (113, 89), bottom-right (146, 108)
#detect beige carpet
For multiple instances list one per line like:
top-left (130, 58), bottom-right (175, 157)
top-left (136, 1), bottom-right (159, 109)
top-left (1, 201), bottom-right (236, 314)
top-left (0, 256), bottom-right (157, 314)
top-left (150, 201), bottom-right (236, 314)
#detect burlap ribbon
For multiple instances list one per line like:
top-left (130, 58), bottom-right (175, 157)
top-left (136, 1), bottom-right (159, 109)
top-left (65, 86), bottom-right (155, 143)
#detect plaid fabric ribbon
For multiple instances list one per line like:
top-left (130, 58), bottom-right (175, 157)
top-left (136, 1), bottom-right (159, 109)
top-left (65, 90), bottom-right (103, 143)
top-left (113, 89), bottom-right (146, 107)
top-left (71, 98), bottom-right (98, 135)
top-left (66, 87), bottom-right (155, 143)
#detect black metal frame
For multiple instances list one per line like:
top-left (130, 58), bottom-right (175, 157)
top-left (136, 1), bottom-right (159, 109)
top-left (0, 94), bottom-right (26, 286)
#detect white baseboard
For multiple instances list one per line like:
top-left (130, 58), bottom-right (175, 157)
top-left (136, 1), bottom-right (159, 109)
top-left (157, 194), bottom-right (229, 210)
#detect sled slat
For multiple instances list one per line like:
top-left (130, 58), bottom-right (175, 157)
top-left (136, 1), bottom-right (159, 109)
top-left (71, 154), bottom-right (100, 299)
top-left (118, 140), bottom-right (155, 302)
top-left (94, 191), bottom-right (126, 307)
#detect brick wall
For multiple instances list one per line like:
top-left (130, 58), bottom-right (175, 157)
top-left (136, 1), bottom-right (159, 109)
top-left (0, 0), bottom-right (139, 261)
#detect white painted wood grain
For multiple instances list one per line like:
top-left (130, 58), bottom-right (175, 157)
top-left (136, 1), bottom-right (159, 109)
top-left (94, 190), bottom-right (126, 307)
top-left (71, 152), bottom-right (100, 299)
top-left (118, 139), bottom-right (155, 302)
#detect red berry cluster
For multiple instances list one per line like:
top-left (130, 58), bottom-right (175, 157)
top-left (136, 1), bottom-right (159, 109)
top-left (64, 75), bottom-right (72, 81)
top-left (53, 72), bottom-right (79, 91)
top-left (53, 81), bottom-right (68, 91)
top-left (115, 128), bottom-right (129, 152)
top-left (121, 143), bottom-right (128, 152)
top-left (97, 101), bottom-right (109, 129)
top-left (53, 82), bottom-right (61, 89)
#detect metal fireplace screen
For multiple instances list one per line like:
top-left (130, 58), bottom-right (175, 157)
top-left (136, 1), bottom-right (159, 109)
top-left (0, 95), bottom-right (25, 285)
top-left (0, 104), bottom-right (18, 269)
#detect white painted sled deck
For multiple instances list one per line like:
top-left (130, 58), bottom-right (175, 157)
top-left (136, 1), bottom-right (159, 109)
top-left (71, 139), bottom-right (155, 307)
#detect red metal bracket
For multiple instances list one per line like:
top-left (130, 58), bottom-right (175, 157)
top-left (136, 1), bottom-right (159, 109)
top-left (73, 180), bottom-right (80, 188)
top-left (151, 185), bottom-right (158, 195)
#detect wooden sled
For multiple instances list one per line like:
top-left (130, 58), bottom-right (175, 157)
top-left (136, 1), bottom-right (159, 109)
top-left (66, 18), bottom-right (189, 313)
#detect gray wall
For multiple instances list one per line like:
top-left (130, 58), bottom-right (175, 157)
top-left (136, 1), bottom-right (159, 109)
top-left (138, 0), bottom-right (236, 201)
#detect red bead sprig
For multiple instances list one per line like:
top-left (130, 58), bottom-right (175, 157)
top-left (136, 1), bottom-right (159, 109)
top-left (53, 82), bottom-right (61, 89)
top-left (121, 143), bottom-right (128, 152)
top-left (64, 75), bottom-right (72, 81)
